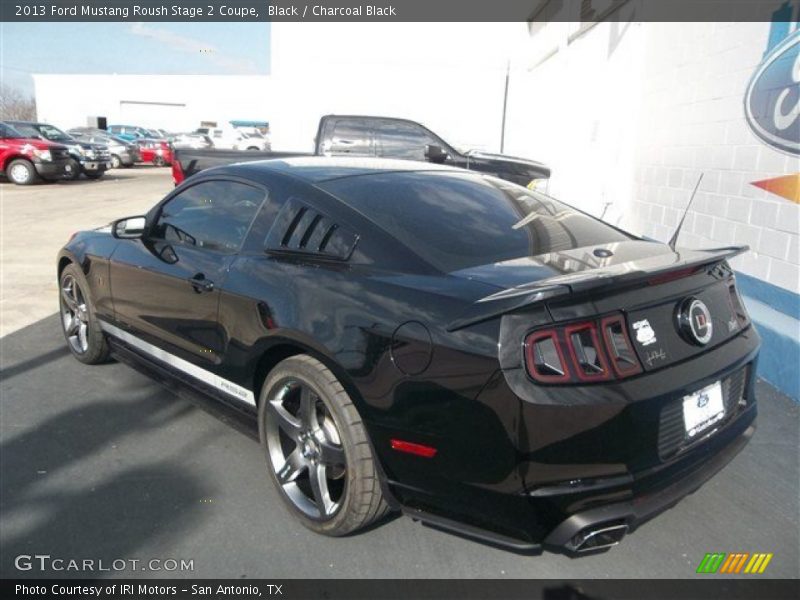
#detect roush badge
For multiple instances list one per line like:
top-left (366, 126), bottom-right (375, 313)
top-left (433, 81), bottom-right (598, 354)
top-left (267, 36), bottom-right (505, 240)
top-left (632, 319), bottom-right (657, 346)
top-left (677, 297), bottom-right (713, 346)
top-left (744, 31), bottom-right (800, 155)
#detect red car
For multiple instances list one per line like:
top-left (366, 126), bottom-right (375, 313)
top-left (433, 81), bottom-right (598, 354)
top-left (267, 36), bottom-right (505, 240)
top-left (135, 138), bottom-right (173, 166)
top-left (0, 122), bottom-right (74, 184)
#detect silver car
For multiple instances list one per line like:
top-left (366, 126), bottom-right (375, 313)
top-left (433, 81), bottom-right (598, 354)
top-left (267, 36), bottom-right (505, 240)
top-left (68, 129), bottom-right (140, 168)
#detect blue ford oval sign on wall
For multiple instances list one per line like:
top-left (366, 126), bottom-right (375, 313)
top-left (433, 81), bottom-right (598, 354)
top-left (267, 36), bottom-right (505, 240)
top-left (745, 31), bottom-right (800, 155)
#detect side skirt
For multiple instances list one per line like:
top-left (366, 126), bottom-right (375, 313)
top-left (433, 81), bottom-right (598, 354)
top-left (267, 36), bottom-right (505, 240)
top-left (108, 337), bottom-right (258, 438)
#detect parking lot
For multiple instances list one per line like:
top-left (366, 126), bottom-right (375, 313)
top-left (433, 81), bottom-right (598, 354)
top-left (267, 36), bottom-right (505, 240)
top-left (0, 169), bottom-right (798, 578)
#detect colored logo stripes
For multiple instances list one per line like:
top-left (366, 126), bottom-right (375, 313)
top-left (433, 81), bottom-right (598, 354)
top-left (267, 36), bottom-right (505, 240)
top-left (696, 552), bottom-right (773, 574)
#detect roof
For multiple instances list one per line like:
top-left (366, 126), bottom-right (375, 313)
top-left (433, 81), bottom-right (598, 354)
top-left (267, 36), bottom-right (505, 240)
top-left (226, 156), bottom-right (463, 183)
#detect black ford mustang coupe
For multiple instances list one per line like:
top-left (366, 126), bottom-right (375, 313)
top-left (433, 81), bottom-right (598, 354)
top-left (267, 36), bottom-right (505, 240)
top-left (57, 157), bottom-right (758, 553)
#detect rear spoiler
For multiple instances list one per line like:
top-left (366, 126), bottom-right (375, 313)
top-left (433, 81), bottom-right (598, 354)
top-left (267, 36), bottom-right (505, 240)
top-left (446, 246), bottom-right (748, 332)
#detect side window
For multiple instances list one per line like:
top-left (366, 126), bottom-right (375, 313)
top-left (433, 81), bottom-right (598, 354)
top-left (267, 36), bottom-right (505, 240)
top-left (374, 120), bottom-right (439, 160)
top-left (326, 119), bottom-right (374, 156)
top-left (153, 180), bottom-right (265, 252)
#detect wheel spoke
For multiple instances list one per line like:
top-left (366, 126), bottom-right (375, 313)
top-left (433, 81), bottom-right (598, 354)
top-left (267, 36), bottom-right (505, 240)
top-left (309, 463), bottom-right (334, 516)
top-left (266, 400), bottom-right (302, 442)
top-left (298, 386), bottom-right (316, 428)
top-left (318, 439), bottom-right (345, 467)
top-left (276, 449), bottom-right (307, 484)
top-left (66, 315), bottom-right (80, 336)
top-left (61, 285), bottom-right (78, 311)
top-left (78, 322), bottom-right (88, 351)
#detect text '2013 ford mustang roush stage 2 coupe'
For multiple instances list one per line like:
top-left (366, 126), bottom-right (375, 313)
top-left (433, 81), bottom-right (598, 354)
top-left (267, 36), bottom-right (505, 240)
top-left (57, 157), bottom-right (758, 554)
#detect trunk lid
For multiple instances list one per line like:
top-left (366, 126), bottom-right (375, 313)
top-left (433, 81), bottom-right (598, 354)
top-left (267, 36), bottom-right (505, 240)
top-left (449, 241), bottom-right (750, 374)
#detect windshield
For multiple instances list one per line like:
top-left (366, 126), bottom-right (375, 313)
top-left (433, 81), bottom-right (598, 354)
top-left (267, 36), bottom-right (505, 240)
top-left (321, 171), bottom-right (632, 273)
top-left (23, 123), bottom-right (73, 142)
top-left (30, 123), bottom-right (75, 142)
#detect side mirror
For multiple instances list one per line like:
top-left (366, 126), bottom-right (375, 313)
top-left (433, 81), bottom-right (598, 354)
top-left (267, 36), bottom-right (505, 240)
top-left (424, 144), bottom-right (448, 163)
top-left (111, 216), bottom-right (147, 239)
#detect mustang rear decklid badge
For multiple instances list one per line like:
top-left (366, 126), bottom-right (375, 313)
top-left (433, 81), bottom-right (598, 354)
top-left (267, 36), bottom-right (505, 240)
top-left (678, 297), bottom-right (713, 346)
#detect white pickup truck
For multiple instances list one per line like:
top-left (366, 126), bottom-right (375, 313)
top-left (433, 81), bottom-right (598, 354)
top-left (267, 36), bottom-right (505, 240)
top-left (198, 124), bottom-right (271, 151)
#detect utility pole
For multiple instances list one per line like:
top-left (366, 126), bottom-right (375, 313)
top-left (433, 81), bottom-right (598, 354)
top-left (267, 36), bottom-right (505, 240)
top-left (500, 60), bottom-right (510, 153)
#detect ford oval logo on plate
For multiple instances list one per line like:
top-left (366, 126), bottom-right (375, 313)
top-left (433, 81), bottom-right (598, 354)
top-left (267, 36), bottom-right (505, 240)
top-left (744, 32), bottom-right (800, 155)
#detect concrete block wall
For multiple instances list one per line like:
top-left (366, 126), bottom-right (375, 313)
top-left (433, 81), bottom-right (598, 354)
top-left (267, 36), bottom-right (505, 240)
top-left (630, 22), bottom-right (799, 295)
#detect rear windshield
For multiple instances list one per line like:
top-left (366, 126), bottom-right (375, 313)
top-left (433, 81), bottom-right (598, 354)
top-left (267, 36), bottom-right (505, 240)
top-left (320, 171), bottom-right (632, 272)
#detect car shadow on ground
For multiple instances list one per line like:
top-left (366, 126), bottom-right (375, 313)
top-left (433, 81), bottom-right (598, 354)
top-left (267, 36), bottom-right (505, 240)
top-left (0, 315), bottom-right (215, 577)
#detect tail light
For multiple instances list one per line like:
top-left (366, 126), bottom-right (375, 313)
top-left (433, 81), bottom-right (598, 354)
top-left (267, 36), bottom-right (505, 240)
top-left (564, 322), bottom-right (610, 381)
top-left (600, 315), bottom-right (643, 378)
top-left (524, 313), bottom-right (642, 384)
top-left (524, 330), bottom-right (570, 383)
top-left (172, 157), bottom-right (185, 185)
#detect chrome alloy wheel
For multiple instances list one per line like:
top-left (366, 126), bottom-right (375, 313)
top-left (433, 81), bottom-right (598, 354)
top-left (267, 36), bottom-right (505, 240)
top-left (60, 274), bottom-right (90, 354)
top-left (265, 380), bottom-right (347, 519)
top-left (9, 162), bottom-right (31, 184)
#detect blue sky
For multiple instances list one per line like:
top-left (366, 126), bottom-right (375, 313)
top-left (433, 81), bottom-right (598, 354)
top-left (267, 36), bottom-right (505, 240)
top-left (0, 22), bottom-right (270, 95)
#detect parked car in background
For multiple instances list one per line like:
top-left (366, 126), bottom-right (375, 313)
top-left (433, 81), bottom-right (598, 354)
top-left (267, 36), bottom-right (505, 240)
top-left (107, 125), bottom-right (156, 142)
top-left (0, 122), bottom-right (73, 184)
top-left (238, 128), bottom-right (271, 151)
top-left (135, 138), bottom-right (173, 166)
top-left (68, 128), bottom-right (140, 168)
top-left (172, 133), bottom-right (213, 150)
top-left (6, 120), bottom-right (112, 180)
top-left (204, 125), bottom-right (250, 151)
top-left (174, 115), bottom-right (550, 185)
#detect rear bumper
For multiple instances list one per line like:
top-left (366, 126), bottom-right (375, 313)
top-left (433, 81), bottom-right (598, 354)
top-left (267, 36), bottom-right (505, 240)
top-left (379, 329), bottom-right (760, 552)
top-left (544, 414), bottom-right (755, 552)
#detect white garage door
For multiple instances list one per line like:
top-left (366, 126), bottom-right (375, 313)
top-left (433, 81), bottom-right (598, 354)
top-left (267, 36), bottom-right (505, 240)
top-left (118, 101), bottom-right (187, 130)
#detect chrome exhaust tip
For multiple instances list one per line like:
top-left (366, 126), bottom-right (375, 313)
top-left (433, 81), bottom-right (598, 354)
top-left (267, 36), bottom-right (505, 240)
top-left (567, 522), bottom-right (629, 553)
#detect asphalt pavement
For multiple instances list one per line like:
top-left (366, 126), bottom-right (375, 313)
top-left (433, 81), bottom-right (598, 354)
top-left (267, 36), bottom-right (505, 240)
top-left (1, 314), bottom-right (798, 579)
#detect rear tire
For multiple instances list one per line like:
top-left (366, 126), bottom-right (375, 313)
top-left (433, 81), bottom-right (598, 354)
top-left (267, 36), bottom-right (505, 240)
top-left (58, 263), bottom-right (110, 365)
top-left (6, 159), bottom-right (39, 185)
top-left (258, 355), bottom-right (390, 536)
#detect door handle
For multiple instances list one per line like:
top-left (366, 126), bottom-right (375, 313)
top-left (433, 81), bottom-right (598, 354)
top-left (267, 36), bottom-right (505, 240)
top-left (188, 273), bottom-right (214, 293)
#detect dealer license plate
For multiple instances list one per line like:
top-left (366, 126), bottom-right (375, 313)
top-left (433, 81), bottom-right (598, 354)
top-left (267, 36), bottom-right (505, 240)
top-left (683, 381), bottom-right (725, 438)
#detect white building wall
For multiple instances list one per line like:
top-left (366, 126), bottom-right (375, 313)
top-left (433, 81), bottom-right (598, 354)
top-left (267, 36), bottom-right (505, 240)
top-left (267, 22), bottom-right (522, 152)
top-left (504, 21), bottom-right (799, 295)
top-left (33, 74), bottom-right (273, 133)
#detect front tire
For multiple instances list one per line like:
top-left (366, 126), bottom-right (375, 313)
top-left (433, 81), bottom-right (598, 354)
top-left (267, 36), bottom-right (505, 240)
top-left (110, 155), bottom-right (122, 169)
top-left (6, 159), bottom-right (39, 185)
top-left (64, 159), bottom-right (81, 180)
top-left (258, 355), bottom-right (389, 536)
top-left (59, 263), bottom-right (110, 364)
